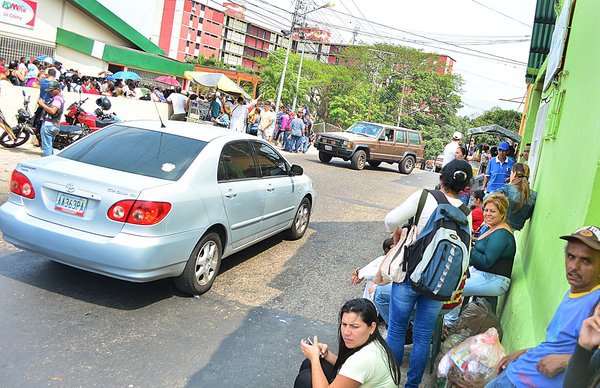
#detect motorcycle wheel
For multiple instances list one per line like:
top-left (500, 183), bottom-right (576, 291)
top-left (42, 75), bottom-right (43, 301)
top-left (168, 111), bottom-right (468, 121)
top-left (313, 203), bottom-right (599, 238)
top-left (0, 126), bottom-right (30, 148)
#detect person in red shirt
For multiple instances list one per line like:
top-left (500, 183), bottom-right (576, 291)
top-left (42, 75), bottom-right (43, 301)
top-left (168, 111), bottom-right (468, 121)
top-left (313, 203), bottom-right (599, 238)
top-left (470, 190), bottom-right (485, 236)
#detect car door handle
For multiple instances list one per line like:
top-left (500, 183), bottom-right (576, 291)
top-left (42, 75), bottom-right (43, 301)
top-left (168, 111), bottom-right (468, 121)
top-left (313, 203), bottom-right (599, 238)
top-left (266, 184), bottom-right (275, 192)
top-left (225, 190), bottom-right (237, 198)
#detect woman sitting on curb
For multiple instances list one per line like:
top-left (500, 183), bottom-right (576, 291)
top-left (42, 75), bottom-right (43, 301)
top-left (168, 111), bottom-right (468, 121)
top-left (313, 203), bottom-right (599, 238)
top-left (294, 298), bottom-right (400, 388)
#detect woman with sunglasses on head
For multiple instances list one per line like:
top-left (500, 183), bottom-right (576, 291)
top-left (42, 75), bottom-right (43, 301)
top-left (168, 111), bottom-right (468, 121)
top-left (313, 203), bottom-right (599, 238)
top-left (294, 298), bottom-right (400, 388)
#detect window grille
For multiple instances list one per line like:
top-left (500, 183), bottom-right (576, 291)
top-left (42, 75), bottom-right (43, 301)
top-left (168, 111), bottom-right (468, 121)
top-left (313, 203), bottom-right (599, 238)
top-left (126, 67), bottom-right (184, 87)
top-left (0, 34), bottom-right (55, 62)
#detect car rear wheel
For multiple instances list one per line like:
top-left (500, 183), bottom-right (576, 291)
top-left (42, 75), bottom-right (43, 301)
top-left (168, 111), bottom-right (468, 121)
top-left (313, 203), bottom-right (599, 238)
top-left (368, 160), bottom-right (381, 168)
top-left (285, 198), bottom-right (311, 240)
top-left (351, 150), bottom-right (367, 170)
top-left (399, 156), bottom-right (415, 174)
top-left (318, 151), bottom-right (332, 163)
top-left (175, 232), bottom-right (222, 295)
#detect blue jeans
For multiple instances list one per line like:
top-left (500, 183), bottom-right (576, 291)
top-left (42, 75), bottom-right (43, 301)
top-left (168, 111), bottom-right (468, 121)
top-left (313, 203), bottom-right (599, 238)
top-left (484, 371), bottom-right (516, 387)
top-left (41, 121), bottom-right (58, 157)
top-left (299, 135), bottom-right (310, 153)
top-left (444, 267), bottom-right (511, 326)
top-left (291, 135), bottom-right (302, 152)
top-left (373, 283), bottom-right (392, 324)
top-left (387, 281), bottom-right (443, 388)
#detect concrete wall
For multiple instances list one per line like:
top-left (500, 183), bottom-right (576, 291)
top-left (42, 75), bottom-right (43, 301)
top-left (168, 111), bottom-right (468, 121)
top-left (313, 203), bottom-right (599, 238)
top-left (501, 0), bottom-right (600, 351)
top-left (0, 86), bottom-right (170, 128)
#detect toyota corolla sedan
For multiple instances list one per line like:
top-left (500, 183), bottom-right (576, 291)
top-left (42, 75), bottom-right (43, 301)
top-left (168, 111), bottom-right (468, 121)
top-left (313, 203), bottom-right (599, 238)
top-left (0, 120), bottom-right (315, 295)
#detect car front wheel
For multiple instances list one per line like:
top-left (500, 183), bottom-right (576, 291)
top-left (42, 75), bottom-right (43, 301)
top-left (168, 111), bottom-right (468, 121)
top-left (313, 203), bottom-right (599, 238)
top-left (318, 151), bottom-right (332, 163)
top-left (399, 156), bottom-right (415, 174)
top-left (351, 150), bottom-right (367, 170)
top-left (285, 198), bottom-right (311, 240)
top-left (175, 232), bottom-right (222, 295)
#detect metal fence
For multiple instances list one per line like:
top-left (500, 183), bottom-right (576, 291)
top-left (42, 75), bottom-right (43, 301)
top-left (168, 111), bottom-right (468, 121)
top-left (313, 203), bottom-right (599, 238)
top-left (0, 34), bottom-right (55, 62)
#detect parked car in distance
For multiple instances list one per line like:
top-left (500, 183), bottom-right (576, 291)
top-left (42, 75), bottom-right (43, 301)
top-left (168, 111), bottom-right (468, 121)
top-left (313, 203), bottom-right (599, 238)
top-left (0, 121), bottom-right (315, 295)
top-left (314, 121), bottom-right (424, 174)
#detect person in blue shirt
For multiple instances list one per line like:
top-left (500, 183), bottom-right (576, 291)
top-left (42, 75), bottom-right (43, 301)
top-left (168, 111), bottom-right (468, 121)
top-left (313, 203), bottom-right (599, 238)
top-left (489, 163), bottom-right (537, 231)
top-left (482, 141), bottom-right (514, 193)
top-left (485, 225), bottom-right (600, 388)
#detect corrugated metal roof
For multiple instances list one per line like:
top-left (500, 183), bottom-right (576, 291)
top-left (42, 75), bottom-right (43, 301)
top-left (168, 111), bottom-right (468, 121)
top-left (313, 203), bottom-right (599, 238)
top-left (526, 0), bottom-right (557, 83)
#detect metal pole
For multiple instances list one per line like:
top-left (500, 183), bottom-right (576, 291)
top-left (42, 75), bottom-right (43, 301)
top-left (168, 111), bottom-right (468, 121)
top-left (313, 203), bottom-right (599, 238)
top-left (397, 76), bottom-right (407, 127)
top-left (275, 0), bottom-right (302, 114)
top-left (292, 37), bottom-right (305, 112)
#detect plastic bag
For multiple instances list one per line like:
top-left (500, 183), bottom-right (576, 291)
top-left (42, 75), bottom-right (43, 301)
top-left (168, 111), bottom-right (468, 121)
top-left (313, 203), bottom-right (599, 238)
top-left (438, 327), bottom-right (506, 388)
top-left (450, 299), bottom-right (502, 340)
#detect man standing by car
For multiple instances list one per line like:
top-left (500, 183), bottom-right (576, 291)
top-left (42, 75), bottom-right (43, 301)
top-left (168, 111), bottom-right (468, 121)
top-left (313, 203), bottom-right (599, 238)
top-left (482, 141), bottom-right (514, 193)
top-left (37, 80), bottom-right (64, 157)
top-left (442, 131), bottom-right (462, 167)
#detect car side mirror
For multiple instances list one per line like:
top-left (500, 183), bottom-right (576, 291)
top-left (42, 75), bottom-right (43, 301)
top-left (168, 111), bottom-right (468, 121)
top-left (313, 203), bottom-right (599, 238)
top-left (289, 164), bottom-right (303, 176)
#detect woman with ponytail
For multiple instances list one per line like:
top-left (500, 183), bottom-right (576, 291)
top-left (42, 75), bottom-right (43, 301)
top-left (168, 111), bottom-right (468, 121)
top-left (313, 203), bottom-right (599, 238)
top-left (490, 163), bottom-right (537, 231)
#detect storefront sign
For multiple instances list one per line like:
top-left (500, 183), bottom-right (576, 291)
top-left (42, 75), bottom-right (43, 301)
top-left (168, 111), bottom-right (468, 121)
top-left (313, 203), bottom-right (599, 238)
top-left (1, 0), bottom-right (37, 29)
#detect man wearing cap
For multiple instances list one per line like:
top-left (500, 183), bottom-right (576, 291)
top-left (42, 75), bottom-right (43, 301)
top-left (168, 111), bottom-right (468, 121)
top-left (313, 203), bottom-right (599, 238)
top-left (482, 141), bottom-right (514, 193)
top-left (486, 226), bottom-right (600, 388)
top-left (442, 131), bottom-right (463, 167)
top-left (37, 80), bottom-right (64, 156)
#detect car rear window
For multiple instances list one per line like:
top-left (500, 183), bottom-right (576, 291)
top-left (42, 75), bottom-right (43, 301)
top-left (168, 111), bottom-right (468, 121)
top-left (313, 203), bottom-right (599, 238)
top-left (59, 125), bottom-right (207, 181)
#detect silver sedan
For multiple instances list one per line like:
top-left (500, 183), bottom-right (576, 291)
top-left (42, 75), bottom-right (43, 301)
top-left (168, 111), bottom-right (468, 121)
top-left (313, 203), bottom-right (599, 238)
top-left (0, 120), bottom-right (316, 295)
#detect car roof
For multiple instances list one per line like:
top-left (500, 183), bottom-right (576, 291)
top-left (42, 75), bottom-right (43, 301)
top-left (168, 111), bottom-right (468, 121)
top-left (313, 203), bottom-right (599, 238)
top-left (116, 120), bottom-right (256, 142)
top-left (355, 121), bottom-right (420, 133)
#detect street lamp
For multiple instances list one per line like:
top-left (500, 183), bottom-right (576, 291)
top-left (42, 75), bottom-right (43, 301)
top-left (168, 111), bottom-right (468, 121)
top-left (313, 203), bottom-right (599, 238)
top-left (274, 1), bottom-right (334, 114)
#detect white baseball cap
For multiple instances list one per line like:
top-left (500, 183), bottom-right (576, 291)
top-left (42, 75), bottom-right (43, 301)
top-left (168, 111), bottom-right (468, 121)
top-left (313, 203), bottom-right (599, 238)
top-left (452, 131), bottom-right (463, 140)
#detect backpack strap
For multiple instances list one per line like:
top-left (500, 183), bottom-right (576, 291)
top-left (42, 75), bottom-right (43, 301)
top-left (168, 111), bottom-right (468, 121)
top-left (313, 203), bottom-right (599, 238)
top-left (412, 189), bottom-right (429, 225)
top-left (429, 189), bottom-right (471, 217)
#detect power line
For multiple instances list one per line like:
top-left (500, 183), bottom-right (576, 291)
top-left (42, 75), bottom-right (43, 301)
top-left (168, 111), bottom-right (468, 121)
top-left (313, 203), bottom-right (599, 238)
top-left (469, 0), bottom-right (532, 28)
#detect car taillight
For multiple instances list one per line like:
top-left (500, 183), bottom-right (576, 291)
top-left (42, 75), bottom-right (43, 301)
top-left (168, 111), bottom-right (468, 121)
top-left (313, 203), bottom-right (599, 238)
top-left (9, 170), bottom-right (35, 199)
top-left (107, 200), bottom-right (171, 225)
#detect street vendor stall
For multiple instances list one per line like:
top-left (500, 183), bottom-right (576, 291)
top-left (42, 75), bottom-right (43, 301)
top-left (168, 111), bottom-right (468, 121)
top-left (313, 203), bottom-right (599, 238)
top-left (184, 71), bottom-right (251, 99)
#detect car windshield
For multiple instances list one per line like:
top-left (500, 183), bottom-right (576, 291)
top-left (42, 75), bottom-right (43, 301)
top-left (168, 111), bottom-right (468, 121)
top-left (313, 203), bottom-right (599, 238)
top-left (59, 125), bottom-right (207, 181)
top-left (345, 122), bottom-right (382, 137)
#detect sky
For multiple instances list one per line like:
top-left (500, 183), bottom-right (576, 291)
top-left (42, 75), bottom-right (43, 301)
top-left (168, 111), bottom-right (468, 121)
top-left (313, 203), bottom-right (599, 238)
top-left (100, 0), bottom-right (537, 118)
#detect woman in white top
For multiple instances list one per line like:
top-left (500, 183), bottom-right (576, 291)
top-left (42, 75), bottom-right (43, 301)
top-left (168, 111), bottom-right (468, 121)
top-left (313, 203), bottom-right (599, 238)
top-left (294, 298), bottom-right (400, 388)
top-left (384, 159), bottom-right (473, 388)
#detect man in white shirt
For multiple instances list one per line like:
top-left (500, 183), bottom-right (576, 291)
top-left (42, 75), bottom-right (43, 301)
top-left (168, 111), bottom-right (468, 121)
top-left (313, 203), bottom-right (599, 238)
top-left (229, 96), bottom-right (248, 132)
top-left (166, 86), bottom-right (189, 121)
top-left (442, 131), bottom-right (463, 167)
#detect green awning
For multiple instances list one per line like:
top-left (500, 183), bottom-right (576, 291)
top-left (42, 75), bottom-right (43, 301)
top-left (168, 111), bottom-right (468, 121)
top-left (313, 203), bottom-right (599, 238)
top-left (526, 0), bottom-right (557, 83)
top-left (56, 28), bottom-right (193, 76)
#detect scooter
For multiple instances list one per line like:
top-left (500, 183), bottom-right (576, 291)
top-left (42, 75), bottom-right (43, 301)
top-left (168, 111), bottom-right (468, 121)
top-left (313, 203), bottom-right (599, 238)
top-left (0, 90), bottom-right (36, 148)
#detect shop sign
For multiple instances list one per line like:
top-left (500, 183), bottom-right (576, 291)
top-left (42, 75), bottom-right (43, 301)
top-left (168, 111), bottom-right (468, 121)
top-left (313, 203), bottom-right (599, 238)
top-left (1, 0), bottom-right (37, 29)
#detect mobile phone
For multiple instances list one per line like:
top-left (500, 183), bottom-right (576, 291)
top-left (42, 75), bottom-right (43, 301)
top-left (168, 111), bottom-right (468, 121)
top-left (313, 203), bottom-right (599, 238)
top-left (304, 337), bottom-right (313, 345)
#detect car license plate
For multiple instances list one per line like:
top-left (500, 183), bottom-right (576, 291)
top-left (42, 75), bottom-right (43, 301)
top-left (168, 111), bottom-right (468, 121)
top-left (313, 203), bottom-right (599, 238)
top-left (324, 145), bottom-right (332, 151)
top-left (55, 192), bottom-right (88, 217)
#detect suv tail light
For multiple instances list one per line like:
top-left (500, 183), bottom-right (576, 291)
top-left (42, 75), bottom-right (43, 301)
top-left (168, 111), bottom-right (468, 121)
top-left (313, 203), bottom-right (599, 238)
top-left (10, 170), bottom-right (35, 199)
top-left (108, 200), bottom-right (171, 225)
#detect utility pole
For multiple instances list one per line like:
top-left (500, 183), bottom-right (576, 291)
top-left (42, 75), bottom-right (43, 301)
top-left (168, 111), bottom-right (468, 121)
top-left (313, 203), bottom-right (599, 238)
top-left (396, 75), bottom-right (408, 127)
top-left (275, 0), bottom-right (303, 114)
top-left (351, 27), bottom-right (359, 44)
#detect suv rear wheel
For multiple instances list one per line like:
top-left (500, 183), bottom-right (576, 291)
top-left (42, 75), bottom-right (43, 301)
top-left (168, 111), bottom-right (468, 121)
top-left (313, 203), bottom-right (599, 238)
top-left (318, 151), bottom-right (333, 163)
top-left (351, 150), bottom-right (367, 170)
top-left (399, 156), bottom-right (415, 174)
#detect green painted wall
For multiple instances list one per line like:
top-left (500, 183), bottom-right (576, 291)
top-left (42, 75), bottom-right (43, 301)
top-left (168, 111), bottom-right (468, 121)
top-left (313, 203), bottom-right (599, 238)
top-left (501, 0), bottom-right (600, 351)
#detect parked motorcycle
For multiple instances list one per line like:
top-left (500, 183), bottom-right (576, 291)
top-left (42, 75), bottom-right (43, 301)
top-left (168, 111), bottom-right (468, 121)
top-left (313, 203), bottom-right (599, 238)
top-left (55, 95), bottom-right (121, 150)
top-left (0, 90), bottom-right (35, 148)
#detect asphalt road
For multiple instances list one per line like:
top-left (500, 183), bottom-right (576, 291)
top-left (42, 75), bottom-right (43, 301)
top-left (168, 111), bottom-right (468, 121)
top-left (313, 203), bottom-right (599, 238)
top-left (0, 142), bottom-right (440, 387)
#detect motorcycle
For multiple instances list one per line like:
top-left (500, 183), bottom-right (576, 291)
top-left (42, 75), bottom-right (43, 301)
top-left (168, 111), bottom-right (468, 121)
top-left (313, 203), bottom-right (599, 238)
top-left (0, 90), bottom-right (36, 148)
top-left (55, 95), bottom-right (121, 150)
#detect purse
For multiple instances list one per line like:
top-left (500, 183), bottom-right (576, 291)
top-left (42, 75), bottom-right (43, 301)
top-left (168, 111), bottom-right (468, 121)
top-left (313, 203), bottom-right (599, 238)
top-left (379, 190), bottom-right (427, 283)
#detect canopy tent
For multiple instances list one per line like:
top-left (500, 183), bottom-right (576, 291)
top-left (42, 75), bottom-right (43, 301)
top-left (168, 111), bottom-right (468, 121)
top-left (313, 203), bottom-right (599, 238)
top-left (184, 71), bottom-right (251, 99)
top-left (467, 124), bottom-right (522, 143)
